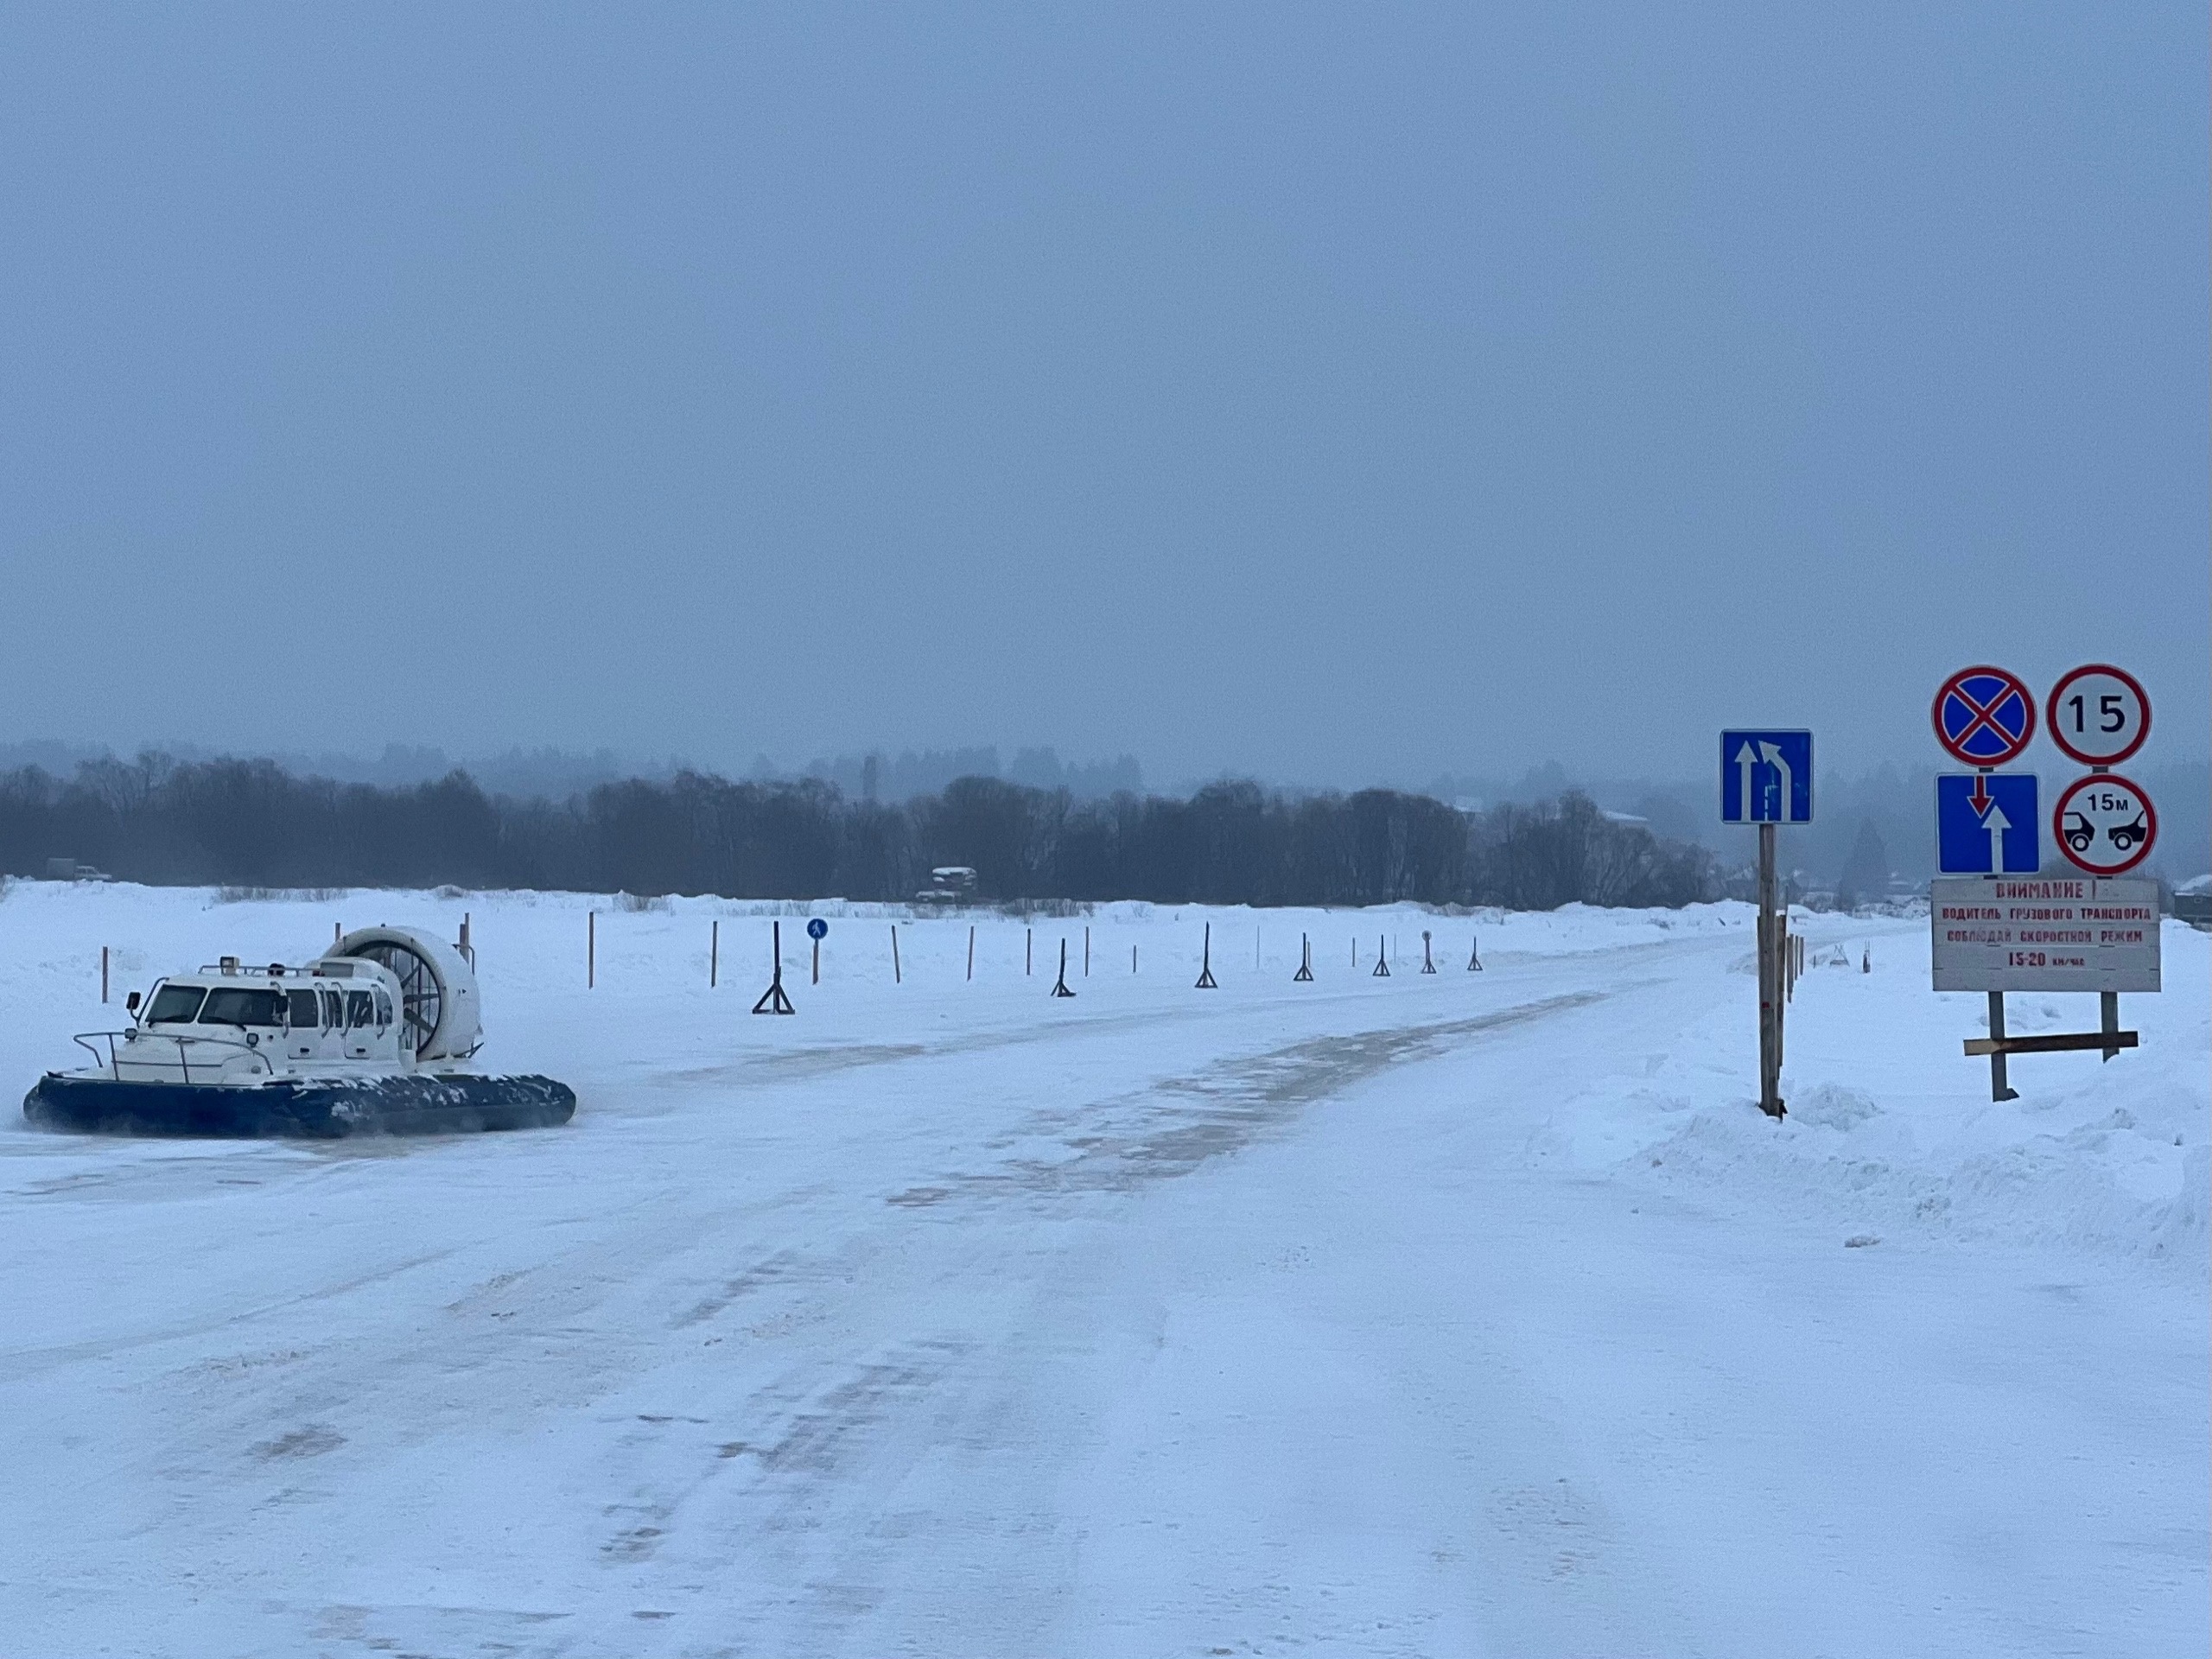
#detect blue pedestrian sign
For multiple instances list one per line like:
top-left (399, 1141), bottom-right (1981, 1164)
top-left (1720, 730), bottom-right (1814, 824)
top-left (1936, 773), bottom-right (2039, 874)
top-left (805, 918), bottom-right (829, 940)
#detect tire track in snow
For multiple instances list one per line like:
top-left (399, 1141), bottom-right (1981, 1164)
top-left (625, 987), bottom-right (1624, 1656)
top-left (889, 988), bottom-right (1613, 1207)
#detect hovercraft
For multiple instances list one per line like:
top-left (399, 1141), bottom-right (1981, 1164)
top-left (24, 925), bottom-right (575, 1138)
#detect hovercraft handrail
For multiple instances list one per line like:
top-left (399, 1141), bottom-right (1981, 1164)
top-left (71, 1030), bottom-right (276, 1085)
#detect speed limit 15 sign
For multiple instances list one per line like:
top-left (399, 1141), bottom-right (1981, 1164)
top-left (2048, 664), bottom-right (2150, 766)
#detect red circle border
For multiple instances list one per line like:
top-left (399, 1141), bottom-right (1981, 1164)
top-left (1931, 664), bottom-right (2037, 767)
top-left (2045, 663), bottom-right (2152, 767)
top-left (2050, 771), bottom-right (2158, 877)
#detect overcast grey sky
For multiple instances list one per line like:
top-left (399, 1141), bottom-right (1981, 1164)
top-left (2, 3), bottom-right (2202, 789)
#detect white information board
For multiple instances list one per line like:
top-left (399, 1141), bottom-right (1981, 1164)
top-left (1930, 876), bottom-right (2161, 993)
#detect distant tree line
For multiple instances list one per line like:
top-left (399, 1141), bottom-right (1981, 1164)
top-left (0, 754), bottom-right (1718, 910)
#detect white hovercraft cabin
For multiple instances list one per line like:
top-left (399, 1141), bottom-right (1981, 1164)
top-left (102, 927), bottom-right (480, 1086)
top-left (23, 925), bottom-right (569, 1137)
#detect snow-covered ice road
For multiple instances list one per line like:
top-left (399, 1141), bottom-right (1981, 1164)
top-left (1, 888), bottom-right (2204, 1657)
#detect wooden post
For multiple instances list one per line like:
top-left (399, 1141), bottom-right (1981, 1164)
top-left (458, 911), bottom-right (474, 965)
top-left (1255, 924), bottom-right (1262, 970)
top-left (966, 924), bottom-right (975, 981)
top-left (1986, 990), bottom-right (2018, 1101)
top-left (2101, 989), bottom-right (2120, 1061)
top-left (1051, 938), bottom-right (1075, 997)
top-left (101, 944), bottom-right (109, 1003)
top-left (891, 924), bottom-right (902, 984)
top-left (811, 933), bottom-right (821, 985)
top-left (334, 920), bottom-right (342, 946)
top-left (1780, 910), bottom-right (1793, 1004)
top-left (1195, 923), bottom-right (1217, 988)
top-left (1756, 822), bottom-right (1783, 1116)
top-left (1084, 925), bottom-right (1090, 976)
top-left (1132, 943), bottom-right (1137, 974)
top-left (1027, 927), bottom-right (1033, 976)
top-left (710, 918), bottom-right (719, 987)
top-left (588, 909), bottom-right (596, 989)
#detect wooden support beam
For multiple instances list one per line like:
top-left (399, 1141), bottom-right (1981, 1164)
top-left (1963, 1030), bottom-right (2139, 1058)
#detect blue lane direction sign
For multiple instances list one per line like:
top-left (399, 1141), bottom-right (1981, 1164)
top-left (1936, 772), bottom-right (2039, 874)
top-left (1719, 730), bottom-right (1814, 823)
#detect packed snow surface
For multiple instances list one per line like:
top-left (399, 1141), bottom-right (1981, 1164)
top-left (0, 884), bottom-right (2203, 1656)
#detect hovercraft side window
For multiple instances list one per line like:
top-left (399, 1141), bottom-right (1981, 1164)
top-left (374, 989), bottom-right (393, 1028)
top-left (144, 984), bottom-right (205, 1024)
top-left (286, 988), bottom-right (321, 1028)
top-left (200, 988), bottom-right (285, 1027)
top-left (345, 989), bottom-right (375, 1028)
top-left (321, 988), bottom-right (343, 1028)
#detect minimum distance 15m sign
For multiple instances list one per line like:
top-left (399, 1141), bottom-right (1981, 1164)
top-left (2051, 772), bottom-right (2157, 876)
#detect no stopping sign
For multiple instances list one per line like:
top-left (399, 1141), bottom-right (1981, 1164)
top-left (1933, 666), bottom-right (2035, 766)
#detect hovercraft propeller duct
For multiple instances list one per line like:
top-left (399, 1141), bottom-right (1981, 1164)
top-left (330, 927), bottom-right (482, 1062)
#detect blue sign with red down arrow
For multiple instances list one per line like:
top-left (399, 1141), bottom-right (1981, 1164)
top-left (1936, 772), bottom-right (2039, 874)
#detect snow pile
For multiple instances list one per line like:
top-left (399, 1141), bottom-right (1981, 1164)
top-left (1537, 914), bottom-right (2211, 1267)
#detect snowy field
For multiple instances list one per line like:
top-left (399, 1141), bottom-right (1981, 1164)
top-left (0, 881), bottom-right (2203, 1658)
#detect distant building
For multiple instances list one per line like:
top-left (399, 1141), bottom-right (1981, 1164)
top-left (2174, 873), bottom-right (2211, 928)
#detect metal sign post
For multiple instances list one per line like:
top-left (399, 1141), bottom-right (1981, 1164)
top-left (1722, 728), bottom-right (1812, 1119)
top-left (753, 920), bottom-right (795, 1015)
top-left (1757, 821), bottom-right (1783, 1116)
